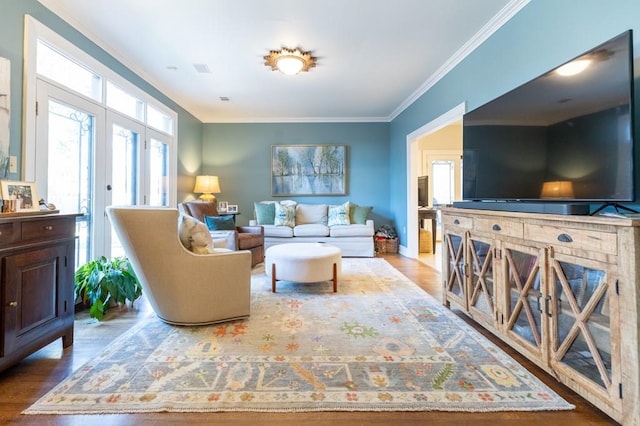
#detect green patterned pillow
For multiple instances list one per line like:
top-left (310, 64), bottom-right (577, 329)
top-left (274, 202), bottom-right (296, 227)
top-left (328, 202), bottom-right (351, 226)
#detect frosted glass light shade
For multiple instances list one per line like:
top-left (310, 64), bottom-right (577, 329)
top-left (276, 56), bottom-right (304, 75)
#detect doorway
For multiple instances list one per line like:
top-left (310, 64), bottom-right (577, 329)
top-left (406, 102), bottom-right (465, 267)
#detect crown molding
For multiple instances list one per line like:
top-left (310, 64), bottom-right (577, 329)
top-left (388, 0), bottom-right (530, 121)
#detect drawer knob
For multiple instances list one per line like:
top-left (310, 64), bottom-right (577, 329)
top-left (43, 225), bottom-right (54, 231)
top-left (557, 233), bottom-right (573, 243)
top-left (492, 224), bottom-right (502, 231)
top-left (9, 301), bottom-right (18, 307)
top-left (453, 219), bottom-right (460, 225)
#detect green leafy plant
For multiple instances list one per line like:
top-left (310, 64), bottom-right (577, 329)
top-left (74, 256), bottom-right (142, 321)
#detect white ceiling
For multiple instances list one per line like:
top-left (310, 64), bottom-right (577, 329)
top-left (37, 0), bottom-right (525, 123)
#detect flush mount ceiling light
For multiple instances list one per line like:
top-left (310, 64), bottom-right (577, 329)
top-left (264, 47), bottom-right (317, 75)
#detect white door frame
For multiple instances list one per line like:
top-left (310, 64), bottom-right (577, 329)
top-left (404, 102), bottom-right (466, 259)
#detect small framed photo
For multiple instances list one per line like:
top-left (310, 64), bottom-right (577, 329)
top-left (218, 201), bottom-right (228, 212)
top-left (227, 204), bottom-right (238, 213)
top-left (0, 180), bottom-right (39, 211)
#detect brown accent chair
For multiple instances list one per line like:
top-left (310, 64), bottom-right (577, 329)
top-left (179, 201), bottom-right (265, 267)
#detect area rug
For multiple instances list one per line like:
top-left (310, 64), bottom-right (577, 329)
top-left (24, 258), bottom-right (573, 414)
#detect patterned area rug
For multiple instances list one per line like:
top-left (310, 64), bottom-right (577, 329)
top-left (24, 258), bottom-right (573, 414)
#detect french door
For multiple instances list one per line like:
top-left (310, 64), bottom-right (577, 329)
top-left (35, 79), bottom-right (170, 263)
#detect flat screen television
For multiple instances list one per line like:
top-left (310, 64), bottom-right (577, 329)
top-left (460, 30), bottom-right (635, 212)
top-left (418, 175), bottom-right (428, 207)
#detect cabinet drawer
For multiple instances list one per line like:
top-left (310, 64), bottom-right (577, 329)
top-left (21, 219), bottom-right (76, 243)
top-left (524, 224), bottom-right (617, 255)
top-left (442, 214), bottom-right (473, 229)
top-left (0, 223), bottom-right (16, 246)
top-left (475, 218), bottom-right (523, 238)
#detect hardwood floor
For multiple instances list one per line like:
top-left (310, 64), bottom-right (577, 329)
top-left (0, 254), bottom-right (617, 425)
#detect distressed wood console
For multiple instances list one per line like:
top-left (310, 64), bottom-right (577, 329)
top-left (441, 207), bottom-right (639, 425)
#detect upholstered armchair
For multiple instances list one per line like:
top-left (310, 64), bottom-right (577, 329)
top-left (179, 201), bottom-right (265, 267)
top-left (106, 206), bottom-right (252, 325)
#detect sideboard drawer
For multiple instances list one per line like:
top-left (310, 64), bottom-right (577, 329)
top-left (21, 219), bottom-right (76, 243)
top-left (474, 218), bottom-right (523, 238)
top-left (442, 214), bottom-right (473, 230)
top-left (524, 224), bottom-right (617, 255)
top-left (0, 223), bottom-right (16, 246)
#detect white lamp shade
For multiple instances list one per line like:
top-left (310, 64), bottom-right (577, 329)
top-left (276, 56), bottom-right (304, 75)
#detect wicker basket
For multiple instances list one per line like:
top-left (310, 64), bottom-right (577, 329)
top-left (375, 238), bottom-right (399, 254)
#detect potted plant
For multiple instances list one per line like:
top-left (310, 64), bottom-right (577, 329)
top-left (74, 256), bottom-right (142, 321)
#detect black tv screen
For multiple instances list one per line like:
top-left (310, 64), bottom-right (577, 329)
top-left (462, 30), bottom-right (634, 203)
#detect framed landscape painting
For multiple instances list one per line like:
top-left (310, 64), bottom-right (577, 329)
top-left (271, 144), bottom-right (346, 196)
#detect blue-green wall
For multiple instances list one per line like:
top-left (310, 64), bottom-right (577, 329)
top-left (390, 0), bottom-right (640, 246)
top-left (202, 123), bottom-right (389, 226)
top-left (0, 0), bottom-right (203, 200)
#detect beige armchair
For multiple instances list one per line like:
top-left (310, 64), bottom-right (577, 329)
top-left (106, 206), bottom-right (251, 326)
top-left (179, 201), bottom-right (265, 267)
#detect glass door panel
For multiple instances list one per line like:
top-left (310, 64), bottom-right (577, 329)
top-left (551, 260), bottom-right (612, 389)
top-left (468, 237), bottom-right (495, 324)
top-left (504, 247), bottom-right (543, 350)
top-left (148, 137), bottom-right (169, 207)
top-left (45, 99), bottom-right (95, 268)
top-left (443, 232), bottom-right (466, 308)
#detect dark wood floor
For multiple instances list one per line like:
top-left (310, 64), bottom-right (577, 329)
top-left (0, 254), bottom-right (617, 425)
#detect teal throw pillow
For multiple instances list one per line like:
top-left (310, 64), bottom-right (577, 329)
top-left (350, 204), bottom-right (373, 224)
top-left (274, 202), bottom-right (296, 227)
top-left (254, 202), bottom-right (275, 225)
top-left (328, 202), bottom-right (351, 226)
top-left (204, 215), bottom-right (236, 231)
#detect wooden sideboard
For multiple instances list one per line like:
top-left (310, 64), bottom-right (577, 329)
top-left (0, 213), bottom-right (79, 373)
top-left (441, 207), bottom-right (639, 425)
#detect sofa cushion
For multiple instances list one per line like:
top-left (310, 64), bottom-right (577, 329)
top-left (328, 202), bottom-right (351, 226)
top-left (274, 202), bottom-right (296, 227)
top-left (350, 204), bottom-right (373, 225)
top-left (330, 223), bottom-right (374, 237)
top-left (262, 225), bottom-right (294, 238)
top-left (296, 203), bottom-right (328, 225)
top-left (204, 214), bottom-right (236, 230)
top-left (294, 223), bottom-right (330, 237)
top-left (254, 202), bottom-right (275, 225)
top-left (178, 214), bottom-right (215, 254)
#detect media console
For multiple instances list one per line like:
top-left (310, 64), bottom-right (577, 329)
top-left (452, 201), bottom-right (591, 215)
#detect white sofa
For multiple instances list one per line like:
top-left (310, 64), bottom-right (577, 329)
top-left (250, 201), bottom-right (375, 257)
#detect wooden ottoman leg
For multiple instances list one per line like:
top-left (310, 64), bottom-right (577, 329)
top-left (332, 262), bottom-right (337, 292)
top-left (271, 263), bottom-right (277, 293)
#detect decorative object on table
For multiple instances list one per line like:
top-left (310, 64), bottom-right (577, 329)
top-left (271, 144), bottom-right (346, 196)
top-left (0, 180), bottom-right (39, 211)
top-left (0, 57), bottom-right (10, 179)
top-left (24, 258), bottom-right (573, 415)
top-left (74, 256), bottom-right (142, 321)
top-left (39, 198), bottom-right (57, 211)
top-left (193, 175), bottom-right (221, 203)
top-left (217, 200), bottom-right (228, 212)
top-left (375, 224), bottom-right (399, 253)
top-left (226, 204), bottom-right (238, 213)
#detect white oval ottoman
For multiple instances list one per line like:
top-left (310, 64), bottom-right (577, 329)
top-left (265, 243), bottom-right (342, 292)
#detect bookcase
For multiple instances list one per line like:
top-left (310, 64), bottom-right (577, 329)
top-left (441, 207), bottom-right (639, 425)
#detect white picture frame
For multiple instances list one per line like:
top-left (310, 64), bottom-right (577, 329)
top-left (227, 204), bottom-right (238, 213)
top-left (217, 201), bottom-right (228, 212)
top-left (0, 180), bottom-right (39, 211)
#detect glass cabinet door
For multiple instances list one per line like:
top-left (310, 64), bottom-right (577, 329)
top-left (549, 255), bottom-right (618, 401)
top-left (443, 232), bottom-right (467, 310)
top-left (503, 245), bottom-right (544, 355)
top-left (467, 236), bottom-right (496, 329)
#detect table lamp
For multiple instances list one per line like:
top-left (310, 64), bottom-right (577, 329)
top-left (193, 175), bottom-right (221, 203)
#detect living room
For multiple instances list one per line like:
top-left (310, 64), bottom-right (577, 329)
top-left (1, 0), bottom-right (639, 424)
